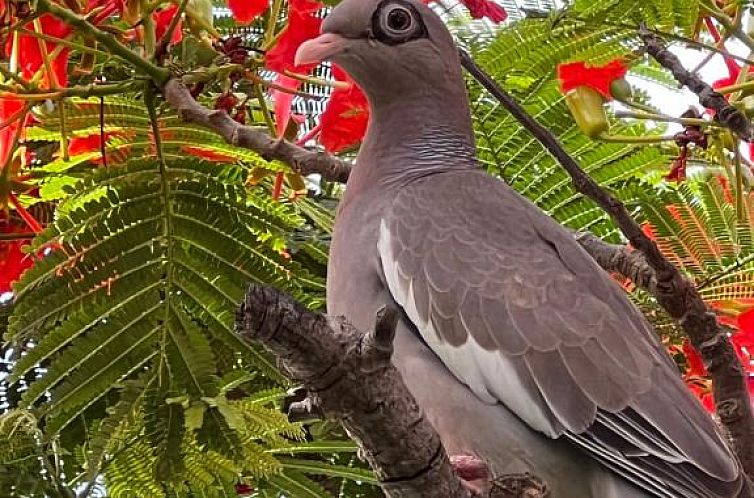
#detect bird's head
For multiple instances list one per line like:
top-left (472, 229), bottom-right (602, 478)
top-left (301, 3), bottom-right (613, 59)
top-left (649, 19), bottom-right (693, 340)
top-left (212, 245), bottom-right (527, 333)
top-left (295, 0), bottom-right (464, 106)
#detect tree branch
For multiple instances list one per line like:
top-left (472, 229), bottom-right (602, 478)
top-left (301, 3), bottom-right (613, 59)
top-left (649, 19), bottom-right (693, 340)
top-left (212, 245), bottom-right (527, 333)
top-left (162, 79), bottom-right (352, 183)
top-left (639, 26), bottom-right (754, 142)
top-left (235, 285), bottom-right (472, 498)
top-left (574, 232), bottom-right (657, 294)
top-left (235, 284), bottom-right (551, 498)
top-left (458, 49), bottom-right (754, 478)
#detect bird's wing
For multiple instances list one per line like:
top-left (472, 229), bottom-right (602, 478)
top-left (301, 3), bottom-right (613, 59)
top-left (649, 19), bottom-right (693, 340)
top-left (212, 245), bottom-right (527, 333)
top-left (377, 171), bottom-right (744, 498)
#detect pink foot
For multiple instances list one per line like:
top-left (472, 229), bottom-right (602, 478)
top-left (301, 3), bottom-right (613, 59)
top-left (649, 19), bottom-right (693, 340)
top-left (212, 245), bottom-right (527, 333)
top-left (450, 454), bottom-right (488, 496)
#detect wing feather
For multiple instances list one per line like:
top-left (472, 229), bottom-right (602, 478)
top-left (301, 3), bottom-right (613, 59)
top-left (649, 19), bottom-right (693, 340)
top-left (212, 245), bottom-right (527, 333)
top-left (378, 171), bottom-right (745, 497)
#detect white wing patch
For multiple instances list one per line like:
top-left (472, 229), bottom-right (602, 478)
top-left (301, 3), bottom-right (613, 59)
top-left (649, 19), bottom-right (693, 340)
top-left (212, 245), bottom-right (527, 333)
top-left (378, 220), bottom-right (558, 437)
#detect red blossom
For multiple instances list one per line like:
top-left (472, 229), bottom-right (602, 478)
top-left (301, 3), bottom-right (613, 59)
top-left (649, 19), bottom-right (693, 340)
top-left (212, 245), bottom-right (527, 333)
top-left (686, 381), bottom-right (716, 414)
top-left (459, 0), bottom-right (507, 22)
top-left (0, 219), bottom-right (33, 294)
top-left (153, 4), bottom-right (183, 45)
top-left (420, 0), bottom-right (506, 23)
top-left (0, 96), bottom-right (24, 163)
top-left (271, 74), bottom-right (301, 138)
top-left (7, 14), bottom-right (71, 88)
top-left (711, 63), bottom-right (754, 95)
top-left (228, 0), bottom-right (268, 24)
top-left (265, 0), bottom-right (323, 74)
top-left (319, 65), bottom-right (369, 153)
top-left (682, 339), bottom-right (707, 377)
top-left (731, 308), bottom-right (754, 367)
top-left (557, 59), bottom-right (628, 100)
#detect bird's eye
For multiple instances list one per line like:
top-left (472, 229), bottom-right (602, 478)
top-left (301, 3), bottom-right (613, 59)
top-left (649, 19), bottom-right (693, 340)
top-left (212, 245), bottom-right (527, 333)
top-left (372, 0), bottom-right (426, 44)
top-left (385, 6), bottom-right (413, 32)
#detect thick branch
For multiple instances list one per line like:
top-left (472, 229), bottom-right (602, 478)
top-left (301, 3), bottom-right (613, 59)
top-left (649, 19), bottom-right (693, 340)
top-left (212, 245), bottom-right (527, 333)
top-left (162, 79), bottom-right (352, 183)
top-left (639, 26), bottom-right (754, 142)
top-left (574, 232), bottom-right (657, 294)
top-left (235, 284), bottom-right (472, 498)
top-left (459, 49), bottom-right (754, 477)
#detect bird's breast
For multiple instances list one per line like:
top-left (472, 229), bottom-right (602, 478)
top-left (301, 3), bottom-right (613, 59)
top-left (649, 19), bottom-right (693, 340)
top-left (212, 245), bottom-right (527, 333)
top-left (326, 191), bottom-right (394, 333)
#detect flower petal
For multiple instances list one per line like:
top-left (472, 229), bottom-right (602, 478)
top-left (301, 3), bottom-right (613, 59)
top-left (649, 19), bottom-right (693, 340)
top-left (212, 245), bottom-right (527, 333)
top-left (557, 59), bottom-right (628, 100)
top-left (265, 0), bottom-right (324, 74)
top-left (228, 0), bottom-right (268, 24)
top-left (319, 65), bottom-right (369, 153)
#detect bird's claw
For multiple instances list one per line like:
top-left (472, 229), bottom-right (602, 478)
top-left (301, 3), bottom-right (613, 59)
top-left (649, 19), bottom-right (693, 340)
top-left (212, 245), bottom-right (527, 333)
top-left (450, 454), bottom-right (488, 496)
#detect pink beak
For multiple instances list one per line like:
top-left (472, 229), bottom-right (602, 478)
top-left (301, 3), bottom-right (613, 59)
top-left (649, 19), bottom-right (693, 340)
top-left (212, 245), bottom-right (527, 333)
top-left (294, 33), bottom-right (350, 66)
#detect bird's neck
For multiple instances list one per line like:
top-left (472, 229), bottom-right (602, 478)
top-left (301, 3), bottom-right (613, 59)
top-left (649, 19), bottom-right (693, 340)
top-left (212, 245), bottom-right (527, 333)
top-left (347, 92), bottom-right (477, 196)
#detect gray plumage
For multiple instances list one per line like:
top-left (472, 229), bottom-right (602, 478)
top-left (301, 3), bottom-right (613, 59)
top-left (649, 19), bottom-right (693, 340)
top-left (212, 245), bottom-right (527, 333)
top-left (296, 1), bottom-right (752, 496)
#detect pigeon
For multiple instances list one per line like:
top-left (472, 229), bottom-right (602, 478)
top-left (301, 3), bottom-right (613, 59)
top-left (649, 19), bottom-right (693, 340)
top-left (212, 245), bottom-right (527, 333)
top-left (295, 1), bottom-right (752, 496)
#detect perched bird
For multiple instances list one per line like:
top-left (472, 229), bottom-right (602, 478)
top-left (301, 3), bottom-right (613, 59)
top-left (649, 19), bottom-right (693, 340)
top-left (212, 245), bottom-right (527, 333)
top-left (295, 1), bottom-right (752, 496)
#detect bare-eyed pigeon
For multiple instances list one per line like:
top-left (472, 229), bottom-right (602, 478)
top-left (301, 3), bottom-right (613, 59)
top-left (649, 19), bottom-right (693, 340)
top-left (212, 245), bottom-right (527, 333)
top-left (295, 1), bottom-right (752, 496)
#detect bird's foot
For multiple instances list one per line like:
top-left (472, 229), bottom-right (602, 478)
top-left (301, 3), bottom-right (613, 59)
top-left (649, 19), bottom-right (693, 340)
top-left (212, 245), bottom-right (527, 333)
top-left (450, 454), bottom-right (488, 497)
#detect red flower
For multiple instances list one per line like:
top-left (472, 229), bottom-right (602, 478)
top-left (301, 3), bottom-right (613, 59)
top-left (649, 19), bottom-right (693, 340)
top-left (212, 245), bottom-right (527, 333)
top-left (228, 0), bottom-right (268, 24)
top-left (7, 14), bottom-right (71, 88)
top-left (420, 0), bottom-right (506, 23)
top-left (731, 310), bottom-right (754, 368)
top-left (154, 4), bottom-right (183, 45)
top-left (682, 339), bottom-right (707, 377)
top-left (0, 96), bottom-right (24, 163)
top-left (265, 0), bottom-right (323, 74)
top-left (271, 74), bottom-right (301, 138)
top-left (0, 219), bottom-right (33, 294)
top-left (459, 0), bottom-right (507, 23)
top-left (557, 60), bottom-right (628, 100)
top-left (686, 381), bottom-right (716, 414)
top-left (319, 65), bottom-right (369, 153)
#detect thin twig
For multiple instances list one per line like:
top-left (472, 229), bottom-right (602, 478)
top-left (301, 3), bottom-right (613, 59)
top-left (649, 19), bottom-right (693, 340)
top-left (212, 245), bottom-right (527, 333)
top-left (162, 79), bottom-right (352, 182)
top-left (639, 26), bottom-right (754, 142)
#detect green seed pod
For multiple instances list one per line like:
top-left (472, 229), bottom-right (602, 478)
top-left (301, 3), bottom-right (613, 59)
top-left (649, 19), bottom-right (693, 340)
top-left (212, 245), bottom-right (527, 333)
top-left (564, 86), bottom-right (609, 139)
top-left (609, 78), bottom-right (633, 101)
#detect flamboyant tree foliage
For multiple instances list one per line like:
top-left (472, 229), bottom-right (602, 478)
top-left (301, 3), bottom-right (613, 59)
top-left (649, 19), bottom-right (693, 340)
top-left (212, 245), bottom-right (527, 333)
top-left (0, 0), bottom-right (753, 496)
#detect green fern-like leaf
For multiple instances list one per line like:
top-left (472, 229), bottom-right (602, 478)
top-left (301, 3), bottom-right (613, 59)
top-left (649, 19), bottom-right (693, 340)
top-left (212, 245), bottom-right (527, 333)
top-left (640, 176), bottom-right (754, 304)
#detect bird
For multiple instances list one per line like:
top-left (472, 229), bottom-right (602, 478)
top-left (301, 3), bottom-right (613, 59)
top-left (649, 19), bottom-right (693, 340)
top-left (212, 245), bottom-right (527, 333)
top-left (294, 1), bottom-right (753, 496)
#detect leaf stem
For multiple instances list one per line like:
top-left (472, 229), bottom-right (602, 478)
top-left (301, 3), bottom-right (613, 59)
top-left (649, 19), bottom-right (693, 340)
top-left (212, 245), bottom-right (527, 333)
top-left (13, 27), bottom-right (111, 58)
top-left (145, 82), bottom-right (173, 387)
top-left (254, 83), bottom-right (277, 135)
top-left (734, 147), bottom-right (745, 222)
top-left (263, 0), bottom-right (284, 50)
top-left (614, 110), bottom-right (720, 128)
top-left (0, 80), bottom-right (140, 99)
top-left (598, 132), bottom-right (676, 144)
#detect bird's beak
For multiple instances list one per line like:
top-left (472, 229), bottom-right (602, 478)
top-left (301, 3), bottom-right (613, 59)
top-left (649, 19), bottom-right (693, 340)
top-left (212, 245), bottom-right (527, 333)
top-left (295, 33), bottom-right (350, 66)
